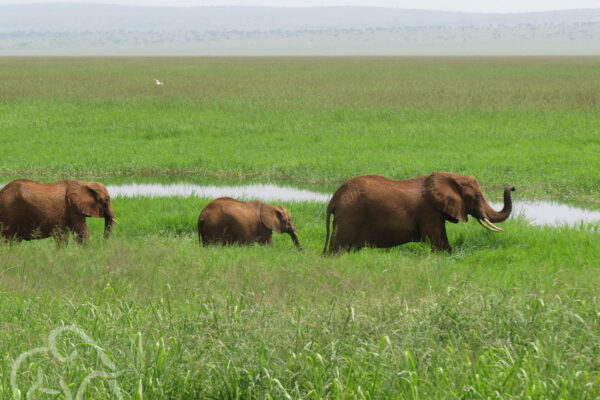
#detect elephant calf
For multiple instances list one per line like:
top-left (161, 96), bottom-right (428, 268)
top-left (323, 172), bottom-right (515, 253)
top-left (198, 197), bottom-right (301, 248)
top-left (0, 179), bottom-right (116, 244)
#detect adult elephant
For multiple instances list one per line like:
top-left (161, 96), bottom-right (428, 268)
top-left (0, 179), bottom-right (117, 244)
top-left (323, 172), bottom-right (515, 253)
top-left (198, 197), bottom-right (301, 249)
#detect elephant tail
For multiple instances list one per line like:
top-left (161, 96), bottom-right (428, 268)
top-left (322, 202), bottom-right (334, 255)
top-left (197, 215), bottom-right (204, 246)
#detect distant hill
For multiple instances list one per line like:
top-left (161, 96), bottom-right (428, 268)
top-left (0, 4), bottom-right (599, 55)
top-left (2, 4), bottom-right (600, 32)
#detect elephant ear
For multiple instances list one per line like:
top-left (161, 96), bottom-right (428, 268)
top-left (260, 203), bottom-right (283, 234)
top-left (424, 172), bottom-right (468, 223)
top-left (67, 180), bottom-right (103, 218)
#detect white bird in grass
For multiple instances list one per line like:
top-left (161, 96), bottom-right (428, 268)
top-left (155, 79), bottom-right (164, 86)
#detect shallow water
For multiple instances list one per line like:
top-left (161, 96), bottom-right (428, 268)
top-left (105, 183), bottom-right (600, 228)
top-left (107, 183), bottom-right (331, 202)
top-left (491, 201), bottom-right (600, 227)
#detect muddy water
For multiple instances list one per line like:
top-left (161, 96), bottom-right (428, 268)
top-left (105, 183), bottom-right (600, 228)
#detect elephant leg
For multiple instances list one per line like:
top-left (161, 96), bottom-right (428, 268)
top-left (70, 220), bottom-right (89, 244)
top-left (199, 233), bottom-right (212, 247)
top-left (7, 237), bottom-right (22, 247)
top-left (255, 232), bottom-right (273, 246)
top-left (74, 230), bottom-right (89, 244)
top-left (0, 230), bottom-right (9, 244)
top-left (431, 229), bottom-right (451, 253)
top-left (421, 221), bottom-right (451, 253)
top-left (1, 226), bottom-right (23, 244)
top-left (329, 222), bottom-right (355, 254)
top-left (201, 237), bottom-right (217, 246)
top-left (54, 227), bottom-right (70, 247)
top-left (1, 232), bottom-right (21, 245)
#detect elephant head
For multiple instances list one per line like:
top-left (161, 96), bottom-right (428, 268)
top-left (260, 203), bottom-right (301, 249)
top-left (66, 180), bottom-right (116, 238)
top-left (424, 172), bottom-right (515, 232)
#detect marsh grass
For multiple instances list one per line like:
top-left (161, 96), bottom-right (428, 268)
top-left (1, 199), bottom-right (600, 398)
top-left (1, 57), bottom-right (600, 398)
top-left (1, 57), bottom-right (599, 201)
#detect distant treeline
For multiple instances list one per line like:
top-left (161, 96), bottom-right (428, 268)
top-left (1, 22), bottom-right (599, 55)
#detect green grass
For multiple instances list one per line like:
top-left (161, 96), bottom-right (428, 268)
top-left (1, 204), bottom-right (599, 398)
top-left (2, 198), bottom-right (600, 398)
top-left (1, 57), bottom-right (600, 398)
top-left (1, 57), bottom-right (599, 201)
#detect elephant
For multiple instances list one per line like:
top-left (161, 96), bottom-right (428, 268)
top-left (323, 172), bottom-right (515, 253)
top-left (198, 197), bottom-right (301, 248)
top-left (0, 179), bottom-right (116, 244)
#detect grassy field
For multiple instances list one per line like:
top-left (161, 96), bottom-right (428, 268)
top-left (1, 57), bottom-right (599, 200)
top-left (1, 57), bottom-right (600, 398)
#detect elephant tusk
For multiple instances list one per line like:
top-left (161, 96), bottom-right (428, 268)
top-left (112, 218), bottom-right (119, 224)
top-left (478, 218), bottom-right (503, 232)
top-left (477, 218), bottom-right (498, 232)
top-left (477, 218), bottom-right (490, 230)
top-left (483, 218), bottom-right (504, 232)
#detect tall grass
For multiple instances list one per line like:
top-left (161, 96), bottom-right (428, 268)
top-left (1, 217), bottom-right (599, 398)
top-left (2, 198), bottom-right (600, 398)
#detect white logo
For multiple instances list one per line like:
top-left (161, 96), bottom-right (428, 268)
top-left (10, 326), bottom-right (124, 400)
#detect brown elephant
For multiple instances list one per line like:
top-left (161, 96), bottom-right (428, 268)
top-left (323, 172), bottom-right (515, 253)
top-left (198, 197), bottom-right (301, 248)
top-left (0, 179), bottom-right (116, 244)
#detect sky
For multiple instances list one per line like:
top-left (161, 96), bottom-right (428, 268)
top-left (1, 0), bottom-right (600, 13)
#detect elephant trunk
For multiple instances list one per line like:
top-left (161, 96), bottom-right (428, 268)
top-left (104, 203), bottom-right (116, 239)
top-left (289, 230), bottom-right (302, 251)
top-left (482, 186), bottom-right (515, 223)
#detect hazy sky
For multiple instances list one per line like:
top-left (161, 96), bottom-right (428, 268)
top-left (1, 0), bottom-right (599, 13)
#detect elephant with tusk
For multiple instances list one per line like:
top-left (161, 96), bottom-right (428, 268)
top-left (198, 197), bottom-right (302, 249)
top-left (323, 172), bottom-right (515, 253)
top-left (0, 179), bottom-right (116, 244)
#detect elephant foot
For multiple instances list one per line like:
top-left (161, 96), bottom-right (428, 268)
top-left (431, 244), bottom-right (452, 253)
